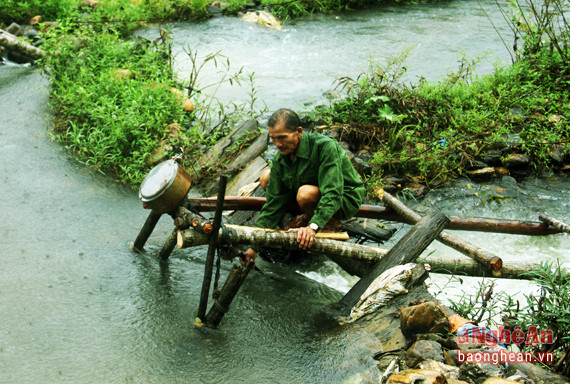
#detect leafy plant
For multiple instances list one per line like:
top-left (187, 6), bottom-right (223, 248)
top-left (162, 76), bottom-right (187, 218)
top-left (515, 261), bottom-right (570, 376)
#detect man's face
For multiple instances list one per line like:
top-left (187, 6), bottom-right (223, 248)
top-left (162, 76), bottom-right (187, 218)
top-left (268, 121), bottom-right (302, 158)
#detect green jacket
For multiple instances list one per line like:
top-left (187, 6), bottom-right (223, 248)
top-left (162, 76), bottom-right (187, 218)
top-left (256, 132), bottom-right (365, 230)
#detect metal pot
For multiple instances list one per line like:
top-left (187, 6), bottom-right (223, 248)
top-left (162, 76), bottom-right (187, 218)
top-left (139, 160), bottom-right (192, 214)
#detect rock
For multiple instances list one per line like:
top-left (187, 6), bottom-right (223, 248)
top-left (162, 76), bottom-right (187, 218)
top-left (482, 379), bottom-right (520, 384)
top-left (458, 360), bottom-right (504, 384)
top-left (495, 167), bottom-right (510, 176)
top-left (482, 150), bottom-right (503, 166)
top-left (29, 15), bottom-right (42, 26)
top-left (419, 360), bottom-right (461, 381)
top-left (548, 114), bottom-right (565, 124)
top-left (241, 11), bottom-right (282, 30)
top-left (400, 301), bottom-right (450, 337)
top-left (505, 370), bottom-right (536, 384)
top-left (80, 0), bottom-right (100, 8)
top-left (467, 167), bottom-right (497, 181)
top-left (403, 183), bottom-right (427, 198)
top-left (206, 4), bottom-right (223, 15)
top-left (503, 153), bottom-right (530, 169)
top-left (6, 23), bottom-right (24, 36)
top-left (182, 99), bottom-right (194, 112)
top-left (499, 176), bottom-right (517, 189)
top-left (352, 156), bottom-right (370, 175)
top-left (468, 160), bottom-right (489, 170)
top-left (387, 369), bottom-right (446, 383)
top-left (548, 144), bottom-right (566, 164)
top-left (111, 68), bottom-right (135, 80)
top-left (406, 340), bottom-right (445, 368)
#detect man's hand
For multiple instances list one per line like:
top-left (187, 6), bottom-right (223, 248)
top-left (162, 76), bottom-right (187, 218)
top-left (297, 226), bottom-right (316, 249)
top-left (241, 248), bottom-right (257, 266)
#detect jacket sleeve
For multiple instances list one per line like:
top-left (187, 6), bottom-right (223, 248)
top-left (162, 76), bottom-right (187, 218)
top-left (310, 141), bottom-right (344, 229)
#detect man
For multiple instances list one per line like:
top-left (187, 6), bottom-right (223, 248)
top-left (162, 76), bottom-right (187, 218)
top-left (242, 108), bottom-right (365, 264)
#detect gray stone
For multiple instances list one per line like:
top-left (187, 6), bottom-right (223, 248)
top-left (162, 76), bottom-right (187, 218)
top-left (458, 359), bottom-right (504, 384)
top-left (406, 340), bottom-right (445, 368)
top-left (482, 150), bottom-right (504, 166)
top-left (6, 23), bottom-right (24, 36)
top-left (503, 153), bottom-right (530, 169)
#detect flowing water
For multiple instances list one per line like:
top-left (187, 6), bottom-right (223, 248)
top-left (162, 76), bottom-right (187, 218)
top-left (136, 0), bottom-right (514, 111)
top-left (1, 1), bottom-right (569, 383)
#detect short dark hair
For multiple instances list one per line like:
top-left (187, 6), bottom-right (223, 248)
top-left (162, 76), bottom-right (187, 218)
top-left (268, 108), bottom-right (301, 132)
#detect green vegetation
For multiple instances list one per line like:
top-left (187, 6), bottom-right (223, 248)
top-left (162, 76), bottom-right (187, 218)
top-left (314, 0), bottom-right (569, 191)
top-left (449, 262), bottom-right (570, 376)
top-left (3, 0), bottom-right (568, 189)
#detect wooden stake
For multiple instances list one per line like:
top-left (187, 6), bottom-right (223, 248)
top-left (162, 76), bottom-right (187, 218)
top-left (339, 207), bottom-right (449, 312)
top-left (197, 175), bottom-right (228, 321)
top-left (205, 263), bottom-right (254, 327)
top-left (131, 210), bottom-right (162, 252)
top-left (382, 191), bottom-right (503, 276)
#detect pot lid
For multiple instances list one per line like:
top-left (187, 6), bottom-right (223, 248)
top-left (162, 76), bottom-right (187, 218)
top-left (139, 160), bottom-right (178, 202)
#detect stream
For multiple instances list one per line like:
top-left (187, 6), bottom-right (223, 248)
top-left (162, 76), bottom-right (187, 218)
top-left (1, 1), bottom-right (569, 383)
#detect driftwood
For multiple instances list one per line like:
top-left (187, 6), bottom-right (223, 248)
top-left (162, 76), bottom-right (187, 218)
top-left (177, 224), bottom-right (388, 264)
top-left (131, 210), bottom-right (162, 252)
top-left (185, 197), bottom-right (563, 236)
top-left (339, 207), bottom-right (450, 312)
top-left (418, 256), bottom-right (541, 280)
top-left (539, 214), bottom-right (570, 234)
top-left (0, 29), bottom-right (46, 61)
top-left (382, 191), bottom-right (503, 276)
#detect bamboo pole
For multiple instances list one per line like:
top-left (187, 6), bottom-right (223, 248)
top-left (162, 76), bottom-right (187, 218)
top-left (177, 224), bottom-right (388, 264)
top-left (382, 191), bottom-right (503, 276)
top-left (185, 196), bottom-right (562, 236)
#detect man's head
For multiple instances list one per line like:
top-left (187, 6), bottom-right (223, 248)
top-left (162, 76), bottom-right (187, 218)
top-left (267, 108), bottom-right (302, 159)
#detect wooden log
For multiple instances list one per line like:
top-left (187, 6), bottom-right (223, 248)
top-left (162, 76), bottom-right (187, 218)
top-left (198, 175), bottom-right (228, 321)
top-left (0, 29), bottom-right (46, 61)
top-left (418, 256), bottom-right (541, 280)
top-left (131, 210), bottom-right (162, 252)
top-left (339, 207), bottom-right (449, 312)
top-left (185, 196), bottom-right (562, 236)
top-left (539, 214), bottom-right (570, 234)
top-left (204, 262), bottom-right (254, 327)
top-left (177, 224), bottom-right (389, 264)
top-left (173, 206), bottom-right (213, 234)
top-left (158, 228), bottom-right (178, 260)
top-left (382, 191), bottom-right (503, 276)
